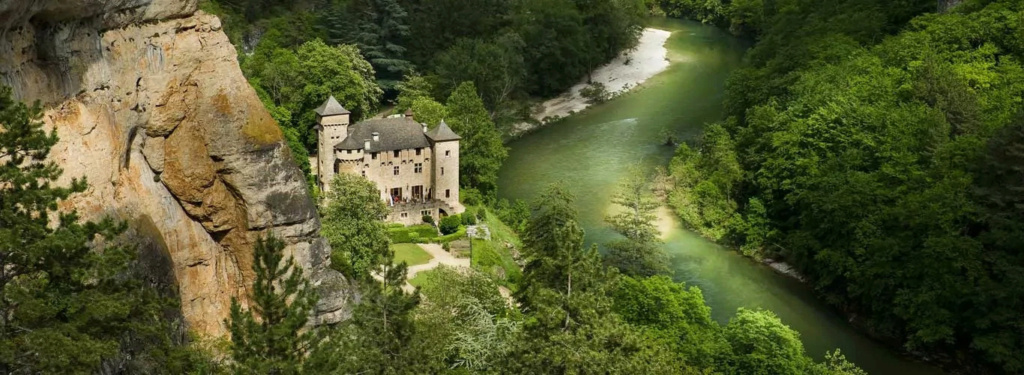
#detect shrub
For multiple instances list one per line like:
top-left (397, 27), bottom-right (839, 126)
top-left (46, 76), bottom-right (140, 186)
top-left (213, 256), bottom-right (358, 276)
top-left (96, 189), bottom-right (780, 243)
top-left (462, 188), bottom-right (483, 206)
top-left (462, 209), bottom-right (477, 225)
top-left (439, 215), bottom-right (462, 235)
top-left (422, 214), bottom-right (434, 224)
top-left (410, 225), bottom-right (439, 239)
top-left (388, 227), bottom-right (413, 243)
top-left (477, 206), bottom-right (487, 220)
top-left (580, 82), bottom-right (610, 104)
top-left (436, 226), bottom-right (467, 243)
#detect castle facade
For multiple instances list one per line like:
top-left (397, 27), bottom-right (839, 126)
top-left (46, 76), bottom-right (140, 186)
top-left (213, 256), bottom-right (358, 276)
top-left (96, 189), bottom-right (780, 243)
top-left (315, 96), bottom-right (464, 225)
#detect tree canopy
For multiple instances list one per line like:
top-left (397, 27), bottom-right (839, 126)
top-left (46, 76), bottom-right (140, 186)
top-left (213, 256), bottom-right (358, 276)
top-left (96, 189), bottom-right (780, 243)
top-left (663, 0), bottom-right (1024, 372)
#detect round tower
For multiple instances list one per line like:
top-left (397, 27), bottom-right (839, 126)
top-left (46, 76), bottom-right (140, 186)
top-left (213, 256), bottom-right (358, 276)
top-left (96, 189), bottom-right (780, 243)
top-left (425, 120), bottom-right (462, 212)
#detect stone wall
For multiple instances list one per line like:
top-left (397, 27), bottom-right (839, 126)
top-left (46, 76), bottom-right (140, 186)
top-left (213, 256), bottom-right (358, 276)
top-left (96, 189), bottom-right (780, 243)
top-left (364, 146), bottom-right (433, 202)
top-left (432, 140), bottom-right (461, 211)
top-left (0, 0), bottom-right (349, 338)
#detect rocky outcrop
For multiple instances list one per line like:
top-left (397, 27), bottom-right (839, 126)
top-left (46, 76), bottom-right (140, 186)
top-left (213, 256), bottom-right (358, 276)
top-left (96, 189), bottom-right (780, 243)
top-left (0, 0), bottom-right (349, 337)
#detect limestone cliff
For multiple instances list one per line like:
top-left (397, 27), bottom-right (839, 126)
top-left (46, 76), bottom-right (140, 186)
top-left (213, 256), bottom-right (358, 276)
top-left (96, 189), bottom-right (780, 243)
top-left (0, 0), bottom-right (349, 337)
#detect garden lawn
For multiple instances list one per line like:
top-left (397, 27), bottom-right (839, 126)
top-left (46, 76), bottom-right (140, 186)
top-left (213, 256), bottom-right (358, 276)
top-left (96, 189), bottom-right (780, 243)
top-left (392, 243), bottom-right (433, 266)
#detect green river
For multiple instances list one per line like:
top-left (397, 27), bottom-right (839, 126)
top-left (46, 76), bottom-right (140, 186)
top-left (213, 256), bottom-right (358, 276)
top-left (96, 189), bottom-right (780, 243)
top-left (497, 18), bottom-right (942, 375)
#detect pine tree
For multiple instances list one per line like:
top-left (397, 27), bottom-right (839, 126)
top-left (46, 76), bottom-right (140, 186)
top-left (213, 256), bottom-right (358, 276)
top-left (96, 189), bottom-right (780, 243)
top-left (604, 166), bottom-right (669, 277)
top-left (515, 184), bottom-right (607, 327)
top-left (345, 0), bottom-right (414, 91)
top-left (508, 184), bottom-right (681, 373)
top-left (227, 235), bottom-right (322, 374)
top-left (337, 242), bottom-right (431, 372)
top-left (445, 82), bottom-right (508, 199)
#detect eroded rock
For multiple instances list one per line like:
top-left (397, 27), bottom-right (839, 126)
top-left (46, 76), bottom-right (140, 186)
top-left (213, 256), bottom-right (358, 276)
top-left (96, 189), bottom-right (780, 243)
top-left (0, 0), bottom-right (350, 337)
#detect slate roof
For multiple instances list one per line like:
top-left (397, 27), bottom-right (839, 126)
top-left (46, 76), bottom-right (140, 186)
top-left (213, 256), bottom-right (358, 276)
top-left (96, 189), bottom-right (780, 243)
top-left (425, 120), bottom-right (462, 142)
top-left (335, 117), bottom-right (432, 152)
top-left (314, 95), bottom-right (350, 116)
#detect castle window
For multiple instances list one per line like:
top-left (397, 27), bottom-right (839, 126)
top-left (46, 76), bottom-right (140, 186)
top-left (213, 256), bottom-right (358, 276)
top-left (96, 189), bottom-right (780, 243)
top-left (421, 210), bottom-right (430, 217)
top-left (401, 212), bottom-right (408, 218)
top-left (445, 150), bottom-right (451, 157)
top-left (441, 167), bottom-right (444, 176)
top-left (445, 189), bottom-right (451, 198)
top-left (347, 150), bottom-right (353, 154)
top-left (361, 170), bottom-right (366, 177)
top-left (371, 152), bottom-right (378, 160)
top-left (394, 150), bottom-right (400, 158)
top-left (394, 166), bottom-right (400, 176)
top-left (416, 148), bottom-right (422, 156)
top-left (414, 163), bottom-right (423, 173)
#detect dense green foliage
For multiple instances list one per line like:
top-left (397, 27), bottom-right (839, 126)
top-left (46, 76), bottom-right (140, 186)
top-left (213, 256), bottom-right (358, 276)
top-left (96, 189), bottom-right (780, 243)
top-left (438, 214), bottom-right (462, 235)
top-left (0, 87), bottom-right (211, 374)
top-left (665, 0), bottom-right (1024, 371)
top-left (227, 235), bottom-right (329, 374)
top-left (204, 0), bottom-right (646, 131)
top-left (604, 166), bottom-right (670, 277)
top-left (445, 82), bottom-right (509, 198)
top-left (387, 224), bottom-right (438, 243)
top-left (321, 173), bottom-right (392, 280)
top-left (243, 39), bottom-right (381, 151)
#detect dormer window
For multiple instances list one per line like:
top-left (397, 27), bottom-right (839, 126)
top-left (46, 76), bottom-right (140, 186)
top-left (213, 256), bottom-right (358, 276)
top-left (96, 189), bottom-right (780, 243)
top-left (394, 150), bottom-right (400, 158)
top-left (416, 148), bottom-right (422, 156)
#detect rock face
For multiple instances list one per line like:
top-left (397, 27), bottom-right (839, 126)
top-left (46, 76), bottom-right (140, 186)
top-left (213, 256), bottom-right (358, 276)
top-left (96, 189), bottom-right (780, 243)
top-left (0, 0), bottom-right (349, 337)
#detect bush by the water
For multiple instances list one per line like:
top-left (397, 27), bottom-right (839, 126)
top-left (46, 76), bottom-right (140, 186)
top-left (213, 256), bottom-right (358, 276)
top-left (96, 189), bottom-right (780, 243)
top-left (439, 215), bottom-right (462, 235)
top-left (580, 82), bottom-right (610, 104)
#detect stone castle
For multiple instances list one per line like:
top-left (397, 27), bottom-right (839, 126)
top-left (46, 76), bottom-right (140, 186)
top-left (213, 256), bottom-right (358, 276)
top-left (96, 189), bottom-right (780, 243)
top-left (315, 96), bottom-right (465, 225)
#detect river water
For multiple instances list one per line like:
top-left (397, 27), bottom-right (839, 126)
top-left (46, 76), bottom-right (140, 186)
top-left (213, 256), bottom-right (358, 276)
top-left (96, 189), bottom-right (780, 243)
top-left (497, 18), bottom-right (942, 375)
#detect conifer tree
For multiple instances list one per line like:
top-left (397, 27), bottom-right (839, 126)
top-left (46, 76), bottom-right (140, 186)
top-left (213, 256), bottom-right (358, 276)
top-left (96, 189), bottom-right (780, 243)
top-left (227, 235), bottom-right (323, 374)
top-left (604, 166), bottom-right (669, 277)
top-left (509, 184), bottom-right (680, 373)
top-left (445, 82), bottom-right (508, 199)
top-left (337, 242), bottom-right (433, 372)
top-left (344, 0), bottom-right (414, 91)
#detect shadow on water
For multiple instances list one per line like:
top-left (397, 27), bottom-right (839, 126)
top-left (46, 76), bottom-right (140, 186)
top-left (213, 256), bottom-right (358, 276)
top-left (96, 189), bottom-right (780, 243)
top-left (498, 18), bottom-right (943, 375)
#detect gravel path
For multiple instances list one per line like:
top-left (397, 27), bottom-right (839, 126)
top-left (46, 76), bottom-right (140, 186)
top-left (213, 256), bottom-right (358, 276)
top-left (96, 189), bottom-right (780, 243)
top-left (402, 243), bottom-right (470, 292)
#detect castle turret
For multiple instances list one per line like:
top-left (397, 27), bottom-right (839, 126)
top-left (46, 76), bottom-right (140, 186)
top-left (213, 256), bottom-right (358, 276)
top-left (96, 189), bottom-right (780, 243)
top-left (425, 120), bottom-right (462, 210)
top-left (313, 96), bottom-right (351, 192)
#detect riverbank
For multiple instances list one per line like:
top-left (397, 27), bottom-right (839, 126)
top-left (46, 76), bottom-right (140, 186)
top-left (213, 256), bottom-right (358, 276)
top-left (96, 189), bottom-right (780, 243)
top-left (511, 28), bottom-right (672, 136)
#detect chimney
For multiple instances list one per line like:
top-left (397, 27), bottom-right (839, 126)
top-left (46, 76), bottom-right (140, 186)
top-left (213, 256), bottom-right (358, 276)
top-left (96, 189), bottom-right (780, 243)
top-left (422, 123), bottom-right (428, 133)
top-left (364, 139), bottom-right (371, 150)
top-left (372, 132), bottom-right (380, 142)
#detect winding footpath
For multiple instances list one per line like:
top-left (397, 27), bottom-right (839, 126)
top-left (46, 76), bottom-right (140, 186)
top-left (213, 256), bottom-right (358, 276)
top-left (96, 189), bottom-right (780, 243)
top-left (401, 243), bottom-right (469, 293)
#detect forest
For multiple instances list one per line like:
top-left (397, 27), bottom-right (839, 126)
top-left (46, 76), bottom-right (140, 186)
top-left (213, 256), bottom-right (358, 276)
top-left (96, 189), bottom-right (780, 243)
top-left (663, 0), bottom-right (1024, 373)
top-left (5, 0), bottom-right (1021, 372)
top-left (200, 0), bottom-right (648, 197)
top-left (0, 83), bottom-right (868, 373)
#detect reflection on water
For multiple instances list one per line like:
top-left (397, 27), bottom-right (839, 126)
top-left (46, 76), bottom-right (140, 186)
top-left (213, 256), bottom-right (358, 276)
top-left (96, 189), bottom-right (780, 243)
top-left (498, 18), bottom-right (942, 375)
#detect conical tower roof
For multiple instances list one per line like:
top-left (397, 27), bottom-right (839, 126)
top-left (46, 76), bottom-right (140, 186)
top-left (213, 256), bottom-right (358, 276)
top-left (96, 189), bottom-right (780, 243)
top-left (425, 120), bottom-right (461, 142)
top-left (314, 95), bottom-right (350, 116)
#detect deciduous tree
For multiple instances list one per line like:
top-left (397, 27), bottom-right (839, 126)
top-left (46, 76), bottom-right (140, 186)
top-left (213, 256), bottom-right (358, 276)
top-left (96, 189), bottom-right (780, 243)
top-left (321, 173), bottom-right (391, 280)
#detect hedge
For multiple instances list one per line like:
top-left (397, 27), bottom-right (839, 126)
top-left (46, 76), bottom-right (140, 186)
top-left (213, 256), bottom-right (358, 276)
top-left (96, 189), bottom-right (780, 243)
top-left (434, 226), bottom-right (467, 243)
top-left (388, 224), bottom-right (439, 244)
